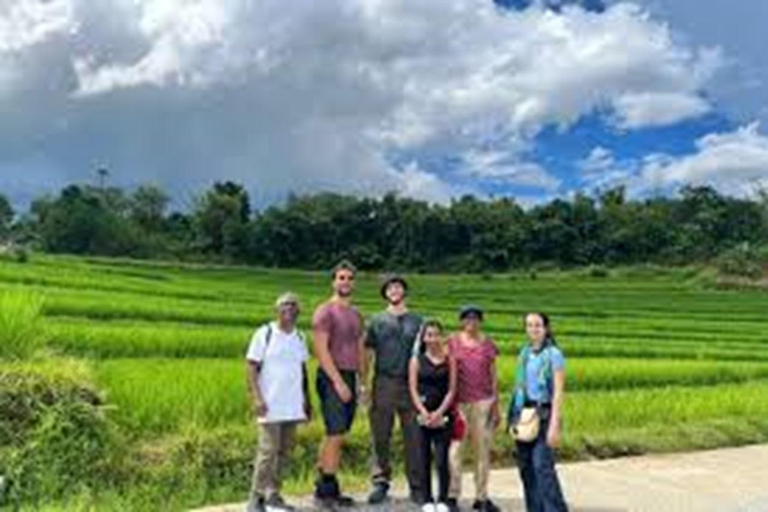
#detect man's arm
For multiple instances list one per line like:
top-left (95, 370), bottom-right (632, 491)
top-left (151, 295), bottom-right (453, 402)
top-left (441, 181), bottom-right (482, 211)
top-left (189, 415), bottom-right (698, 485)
top-left (314, 327), bottom-right (343, 385)
top-left (359, 333), bottom-right (368, 392)
top-left (313, 318), bottom-right (352, 403)
top-left (246, 360), bottom-right (267, 418)
top-left (302, 363), bottom-right (312, 421)
top-left (408, 357), bottom-right (428, 418)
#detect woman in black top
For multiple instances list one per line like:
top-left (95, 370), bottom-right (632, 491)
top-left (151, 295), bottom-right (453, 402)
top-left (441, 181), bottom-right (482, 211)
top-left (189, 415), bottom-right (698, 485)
top-left (409, 320), bottom-right (457, 512)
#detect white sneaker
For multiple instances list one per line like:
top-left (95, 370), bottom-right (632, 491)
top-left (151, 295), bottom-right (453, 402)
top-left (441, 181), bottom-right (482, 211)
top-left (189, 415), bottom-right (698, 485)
top-left (436, 503), bottom-right (450, 512)
top-left (422, 503), bottom-right (437, 512)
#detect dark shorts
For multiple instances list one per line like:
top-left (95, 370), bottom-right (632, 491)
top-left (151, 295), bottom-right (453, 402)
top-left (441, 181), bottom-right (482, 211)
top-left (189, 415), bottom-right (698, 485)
top-left (317, 369), bottom-right (357, 436)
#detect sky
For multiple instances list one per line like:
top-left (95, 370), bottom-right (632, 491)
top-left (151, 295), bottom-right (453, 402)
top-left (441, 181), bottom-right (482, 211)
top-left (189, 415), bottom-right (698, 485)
top-left (1, 0), bottom-right (768, 211)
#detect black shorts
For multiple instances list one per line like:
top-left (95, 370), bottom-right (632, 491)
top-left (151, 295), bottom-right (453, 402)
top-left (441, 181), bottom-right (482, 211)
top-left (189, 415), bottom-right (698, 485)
top-left (317, 369), bottom-right (357, 436)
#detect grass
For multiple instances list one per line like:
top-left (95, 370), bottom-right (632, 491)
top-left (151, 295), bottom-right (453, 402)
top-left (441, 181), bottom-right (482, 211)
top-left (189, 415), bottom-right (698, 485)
top-left (0, 291), bottom-right (47, 359)
top-left (4, 254), bottom-right (768, 510)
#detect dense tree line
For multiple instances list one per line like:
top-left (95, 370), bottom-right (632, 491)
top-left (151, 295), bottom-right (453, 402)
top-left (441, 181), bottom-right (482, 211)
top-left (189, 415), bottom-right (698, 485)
top-left (1, 182), bottom-right (767, 272)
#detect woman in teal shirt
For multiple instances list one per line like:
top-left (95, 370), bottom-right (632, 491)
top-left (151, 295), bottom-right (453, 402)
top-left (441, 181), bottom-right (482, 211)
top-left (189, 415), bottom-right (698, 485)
top-left (508, 312), bottom-right (568, 512)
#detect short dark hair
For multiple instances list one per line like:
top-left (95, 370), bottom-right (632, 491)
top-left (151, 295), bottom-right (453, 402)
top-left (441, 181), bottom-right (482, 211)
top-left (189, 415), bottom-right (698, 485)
top-left (380, 274), bottom-right (408, 299)
top-left (459, 304), bottom-right (484, 321)
top-left (331, 259), bottom-right (357, 279)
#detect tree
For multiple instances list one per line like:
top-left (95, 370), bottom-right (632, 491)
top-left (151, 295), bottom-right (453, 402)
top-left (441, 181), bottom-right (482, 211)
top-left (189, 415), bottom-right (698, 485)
top-left (193, 182), bottom-right (251, 257)
top-left (32, 185), bottom-right (135, 255)
top-left (0, 194), bottom-right (13, 239)
top-left (130, 184), bottom-right (170, 232)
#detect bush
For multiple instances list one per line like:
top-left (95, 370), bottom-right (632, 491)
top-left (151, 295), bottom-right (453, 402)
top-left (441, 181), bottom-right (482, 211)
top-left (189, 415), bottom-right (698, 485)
top-left (14, 246), bottom-right (30, 263)
top-left (0, 291), bottom-right (47, 359)
top-left (716, 243), bottom-right (765, 279)
top-left (587, 265), bottom-right (610, 278)
top-left (0, 360), bottom-right (121, 506)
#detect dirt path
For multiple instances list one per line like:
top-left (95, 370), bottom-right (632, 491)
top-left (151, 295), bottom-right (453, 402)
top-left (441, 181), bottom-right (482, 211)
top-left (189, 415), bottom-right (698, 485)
top-left (191, 443), bottom-right (768, 512)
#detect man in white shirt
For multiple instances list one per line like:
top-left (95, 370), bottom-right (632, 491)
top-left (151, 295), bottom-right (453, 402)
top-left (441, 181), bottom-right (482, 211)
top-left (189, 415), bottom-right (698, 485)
top-left (246, 292), bottom-right (311, 512)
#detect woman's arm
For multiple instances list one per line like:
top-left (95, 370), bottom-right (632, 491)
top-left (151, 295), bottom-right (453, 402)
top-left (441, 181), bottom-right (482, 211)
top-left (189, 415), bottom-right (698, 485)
top-left (489, 355), bottom-right (501, 428)
top-left (547, 367), bottom-right (566, 448)
top-left (435, 355), bottom-right (457, 417)
top-left (409, 357), bottom-right (429, 417)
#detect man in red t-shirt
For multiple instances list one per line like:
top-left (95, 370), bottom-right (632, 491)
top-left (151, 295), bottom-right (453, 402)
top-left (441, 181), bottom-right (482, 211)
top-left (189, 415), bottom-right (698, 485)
top-left (312, 260), bottom-right (366, 507)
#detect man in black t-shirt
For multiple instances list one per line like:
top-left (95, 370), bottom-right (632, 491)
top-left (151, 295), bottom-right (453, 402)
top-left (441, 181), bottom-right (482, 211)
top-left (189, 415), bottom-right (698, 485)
top-left (364, 274), bottom-right (424, 505)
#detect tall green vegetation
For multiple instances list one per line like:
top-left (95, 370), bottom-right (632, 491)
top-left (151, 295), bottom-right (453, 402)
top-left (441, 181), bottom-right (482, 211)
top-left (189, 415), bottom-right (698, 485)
top-left (0, 292), bottom-right (47, 359)
top-left (2, 255), bottom-right (768, 510)
top-left (0, 360), bottom-right (118, 506)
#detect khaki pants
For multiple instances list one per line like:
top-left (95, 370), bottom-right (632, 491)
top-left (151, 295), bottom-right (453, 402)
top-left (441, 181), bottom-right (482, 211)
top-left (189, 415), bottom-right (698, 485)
top-left (251, 421), bottom-right (297, 498)
top-left (449, 398), bottom-right (495, 501)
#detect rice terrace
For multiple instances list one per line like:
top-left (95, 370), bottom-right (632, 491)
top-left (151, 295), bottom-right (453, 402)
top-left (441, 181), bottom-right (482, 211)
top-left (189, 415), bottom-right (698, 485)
top-left (2, 254), bottom-right (768, 510)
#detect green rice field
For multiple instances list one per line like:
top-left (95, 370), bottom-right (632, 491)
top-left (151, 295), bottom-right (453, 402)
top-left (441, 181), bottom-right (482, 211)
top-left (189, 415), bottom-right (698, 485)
top-left (2, 254), bottom-right (768, 510)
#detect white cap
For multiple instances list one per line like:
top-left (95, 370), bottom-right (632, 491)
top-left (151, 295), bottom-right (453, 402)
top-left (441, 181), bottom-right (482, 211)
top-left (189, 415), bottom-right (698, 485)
top-left (275, 292), bottom-right (300, 308)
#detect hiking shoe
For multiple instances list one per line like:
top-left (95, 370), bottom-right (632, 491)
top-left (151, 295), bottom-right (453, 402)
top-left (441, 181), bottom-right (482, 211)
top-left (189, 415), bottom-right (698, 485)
top-left (472, 500), bottom-right (482, 510)
top-left (245, 495), bottom-right (266, 512)
top-left (446, 498), bottom-right (461, 512)
top-left (368, 482), bottom-right (390, 504)
top-left (480, 499), bottom-right (501, 512)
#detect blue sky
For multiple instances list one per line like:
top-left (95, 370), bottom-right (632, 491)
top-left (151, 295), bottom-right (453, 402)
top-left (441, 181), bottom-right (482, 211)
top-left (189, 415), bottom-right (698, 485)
top-left (1, 0), bottom-right (768, 210)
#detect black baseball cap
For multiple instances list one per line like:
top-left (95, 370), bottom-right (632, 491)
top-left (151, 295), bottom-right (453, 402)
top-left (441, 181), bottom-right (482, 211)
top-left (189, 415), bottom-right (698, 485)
top-left (459, 304), bottom-right (484, 321)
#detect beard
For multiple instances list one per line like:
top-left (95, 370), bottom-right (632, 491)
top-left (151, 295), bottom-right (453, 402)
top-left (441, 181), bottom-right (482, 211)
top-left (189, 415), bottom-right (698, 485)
top-left (336, 286), bottom-right (353, 298)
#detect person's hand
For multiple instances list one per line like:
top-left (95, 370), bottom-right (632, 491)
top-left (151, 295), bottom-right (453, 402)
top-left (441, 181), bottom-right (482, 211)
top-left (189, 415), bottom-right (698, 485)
top-left (490, 404), bottom-right (501, 430)
top-left (333, 378), bottom-right (353, 403)
top-left (253, 400), bottom-right (268, 419)
top-left (427, 412), bottom-right (444, 428)
top-left (418, 411), bottom-right (431, 427)
top-left (546, 422), bottom-right (561, 448)
top-left (358, 385), bottom-right (370, 407)
top-left (303, 402), bottom-right (313, 423)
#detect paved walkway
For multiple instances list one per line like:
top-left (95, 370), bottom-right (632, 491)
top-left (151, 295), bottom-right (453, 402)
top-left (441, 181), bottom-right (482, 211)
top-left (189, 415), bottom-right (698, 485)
top-left (192, 444), bottom-right (768, 512)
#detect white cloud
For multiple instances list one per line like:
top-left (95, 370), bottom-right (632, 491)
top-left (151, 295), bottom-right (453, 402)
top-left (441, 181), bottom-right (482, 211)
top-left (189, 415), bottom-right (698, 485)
top-left (613, 92), bottom-right (711, 129)
top-left (393, 162), bottom-right (479, 203)
top-left (580, 146), bottom-right (616, 174)
top-left (641, 122), bottom-right (768, 196)
top-left (461, 150), bottom-right (561, 191)
top-left (0, 0), bottom-right (73, 53)
top-left (0, 0), bottom-right (722, 205)
top-left (578, 145), bottom-right (637, 191)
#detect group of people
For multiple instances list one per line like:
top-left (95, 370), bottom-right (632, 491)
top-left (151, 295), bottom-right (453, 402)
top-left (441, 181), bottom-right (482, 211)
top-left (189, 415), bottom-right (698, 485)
top-left (245, 260), bottom-right (568, 512)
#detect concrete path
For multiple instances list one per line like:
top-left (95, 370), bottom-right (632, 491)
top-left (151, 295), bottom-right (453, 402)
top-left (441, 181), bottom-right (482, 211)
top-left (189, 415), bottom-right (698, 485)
top-left (192, 444), bottom-right (768, 512)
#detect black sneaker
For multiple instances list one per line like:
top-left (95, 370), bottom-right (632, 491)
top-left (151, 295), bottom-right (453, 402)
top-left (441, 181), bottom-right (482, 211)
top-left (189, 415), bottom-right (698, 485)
top-left (331, 494), bottom-right (356, 508)
top-left (410, 490), bottom-right (425, 505)
top-left (480, 499), bottom-right (501, 512)
top-left (314, 476), bottom-right (337, 509)
top-left (472, 500), bottom-right (482, 510)
top-left (446, 497), bottom-right (461, 512)
top-left (368, 482), bottom-right (390, 504)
